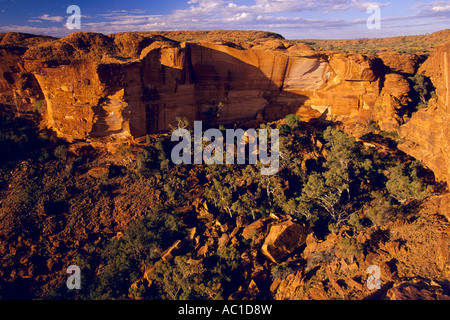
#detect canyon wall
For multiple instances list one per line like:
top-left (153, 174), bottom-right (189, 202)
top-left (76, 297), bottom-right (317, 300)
top-left (399, 43), bottom-right (450, 185)
top-left (0, 32), bottom-right (384, 141)
top-left (0, 31), bottom-right (449, 184)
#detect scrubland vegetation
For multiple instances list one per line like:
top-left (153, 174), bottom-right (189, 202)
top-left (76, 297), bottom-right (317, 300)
top-left (0, 110), bottom-right (436, 299)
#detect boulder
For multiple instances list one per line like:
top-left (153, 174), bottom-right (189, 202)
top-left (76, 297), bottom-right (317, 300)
top-left (242, 218), bottom-right (268, 240)
top-left (218, 233), bottom-right (229, 247)
top-left (386, 278), bottom-right (450, 300)
top-left (87, 166), bottom-right (109, 179)
top-left (261, 220), bottom-right (307, 264)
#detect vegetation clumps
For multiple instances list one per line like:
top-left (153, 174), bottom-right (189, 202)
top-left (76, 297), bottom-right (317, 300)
top-left (0, 112), bottom-right (438, 300)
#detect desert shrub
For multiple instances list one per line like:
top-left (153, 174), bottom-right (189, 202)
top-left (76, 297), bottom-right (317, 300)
top-left (271, 264), bottom-right (294, 281)
top-left (152, 255), bottom-right (205, 300)
top-left (285, 114), bottom-right (301, 130)
top-left (338, 237), bottom-right (364, 262)
top-left (34, 99), bottom-right (44, 113)
top-left (54, 145), bottom-right (69, 161)
top-left (277, 124), bottom-right (291, 136)
top-left (152, 246), bottom-right (242, 300)
top-left (386, 162), bottom-right (429, 204)
top-left (348, 212), bottom-right (366, 230)
top-left (306, 248), bottom-right (336, 270)
top-left (136, 149), bottom-right (153, 176)
top-left (366, 191), bottom-right (398, 227)
top-left (84, 207), bottom-right (186, 299)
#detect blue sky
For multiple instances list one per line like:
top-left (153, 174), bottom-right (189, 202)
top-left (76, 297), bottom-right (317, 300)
top-left (0, 0), bottom-right (449, 39)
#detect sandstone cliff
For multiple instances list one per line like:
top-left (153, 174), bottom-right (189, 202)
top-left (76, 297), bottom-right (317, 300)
top-left (399, 42), bottom-right (450, 185)
top-left (1, 31), bottom-right (449, 186)
top-left (1, 31), bottom-right (383, 142)
top-left (0, 33), bottom-right (52, 119)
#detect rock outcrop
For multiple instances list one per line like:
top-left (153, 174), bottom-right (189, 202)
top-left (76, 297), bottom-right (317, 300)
top-left (386, 278), bottom-right (450, 300)
top-left (377, 52), bottom-right (424, 75)
top-left (373, 73), bottom-right (412, 132)
top-left (399, 42), bottom-right (450, 185)
top-left (0, 45), bottom-right (45, 118)
top-left (1, 31), bottom-right (383, 142)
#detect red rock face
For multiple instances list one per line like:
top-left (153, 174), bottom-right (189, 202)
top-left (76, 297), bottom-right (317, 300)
top-left (399, 42), bottom-right (450, 185)
top-left (1, 31), bottom-right (449, 185)
top-left (0, 45), bottom-right (44, 119)
top-left (0, 32), bottom-right (385, 141)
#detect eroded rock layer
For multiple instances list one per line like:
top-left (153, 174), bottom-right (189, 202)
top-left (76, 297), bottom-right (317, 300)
top-left (1, 31), bottom-right (383, 141)
top-left (0, 31), bottom-right (449, 184)
top-left (399, 43), bottom-right (450, 185)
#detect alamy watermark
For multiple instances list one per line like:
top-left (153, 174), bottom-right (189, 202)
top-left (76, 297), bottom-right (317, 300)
top-left (171, 121), bottom-right (280, 176)
top-left (367, 265), bottom-right (381, 290)
top-left (367, 4), bottom-right (381, 30)
top-left (66, 265), bottom-right (81, 290)
top-left (66, 5), bottom-right (81, 30)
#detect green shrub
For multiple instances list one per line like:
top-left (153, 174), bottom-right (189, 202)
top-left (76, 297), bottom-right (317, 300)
top-left (271, 264), bottom-right (294, 280)
top-left (34, 99), bottom-right (44, 114)
top-left (277, 124), bottom-right (291, 136)
top-left (87, 207), bottom-right (186, 299)
top-left (152, 246), bottom-right (242, 300)
top-left (408, 73), bottom-right (436, 111)
top-left (386, 162), bottom-right (429, 204)
top-left (306, 248), bottom-right (336, 270)
top-left (338, 237), bottom-right (364, 262)
top-left (366, 191), bottom-right (397, 227)
top-left (54, 145), bottom-right (68, 161)
top-left (285, 114), bottom-right (301, 130)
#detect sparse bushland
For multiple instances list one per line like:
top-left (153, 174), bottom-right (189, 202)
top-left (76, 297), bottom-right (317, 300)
top-left (0, 111), bottom-right (438, 300)
top-left (151, 245), bottom-right (242, 300)
top-left (301, 30), bottom-right (450, 56)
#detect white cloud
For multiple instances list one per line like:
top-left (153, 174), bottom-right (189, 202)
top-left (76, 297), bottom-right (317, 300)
top-left (432, 5), bottom-right (450, 12)
top-left (411, 1), bottom-right (450, 15)
top-left (224, 12), bottom-right (252, 21)
top-left (36, 14), bottom-right (64, 23)
top-left (0, 24), bottom-right (64, 35)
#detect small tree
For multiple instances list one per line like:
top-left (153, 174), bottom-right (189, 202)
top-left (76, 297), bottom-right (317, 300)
top-left (408, 73), bottom-right (435, 110)
top-left (169, 116), bottom-right (190, 133)
top-left (386, 162), bottom-right (428, 204)
top-left (285, 114), bottom-right (301, 130)
top-left (54, 145), bottom-right (69, 161)
top-left (205, 178), bottom-right (234, 217)
top-left (301, 172), bottom-right (347, 227)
